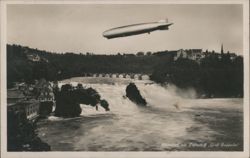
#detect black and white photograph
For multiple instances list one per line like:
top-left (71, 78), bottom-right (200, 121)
top-left (1, 0), bottom-right (249, 158)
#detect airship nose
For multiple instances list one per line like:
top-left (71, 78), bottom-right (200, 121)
top-left (103, 31), bottom-right (108, 37)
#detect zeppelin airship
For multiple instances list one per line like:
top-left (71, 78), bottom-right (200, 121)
top-left (103, 19), bottom-right (173, 39)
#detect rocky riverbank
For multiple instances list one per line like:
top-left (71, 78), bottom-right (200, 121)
top-left (7, 110), bottom-right (51, 151)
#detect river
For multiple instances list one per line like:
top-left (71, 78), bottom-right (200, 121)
top-left (36, 77), bottom-right (243, 151)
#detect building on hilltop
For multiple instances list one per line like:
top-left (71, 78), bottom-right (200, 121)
top-left (174, 49), bottom-right (187, 60)
top-left (174, 49), bottom-right (204, 62)
top-left (27, 54), bottom-right (41, 62)
top-left (229, 53), bottom-right (237, 60)
top-left (26, 52), bottom-right (48, 63)
top-left (220, 44), bottom-right (238, 61)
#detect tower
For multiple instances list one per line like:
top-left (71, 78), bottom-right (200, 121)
top-left (221, 43), bottom-right (224, 54)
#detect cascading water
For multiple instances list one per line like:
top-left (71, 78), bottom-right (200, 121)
top-left (37, 77), bottom-right (243, 151)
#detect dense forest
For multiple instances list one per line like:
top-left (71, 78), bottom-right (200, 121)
top-left (7, 44), bottom-right (174, 84)
top-left (151, 53), bottom-right (243, 97)
top-left (7, 44), bottom-right (243, 97)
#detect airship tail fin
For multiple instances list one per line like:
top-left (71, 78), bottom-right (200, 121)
top-left (158, 18), bottom-right (168, 23)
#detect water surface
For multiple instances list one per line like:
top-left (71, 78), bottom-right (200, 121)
top-left (37, 77), bottom-right (243, 151)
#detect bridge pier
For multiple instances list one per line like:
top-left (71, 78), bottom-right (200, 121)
top-left (122, 74), bottom-right (126, 78)
top-left (138, 75), bottom-right (143, 80)
top-left (130, 74), bottom-right (135, 79)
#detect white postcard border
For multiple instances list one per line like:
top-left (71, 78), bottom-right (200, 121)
top-left (1, 0), bottom-right (249, 158)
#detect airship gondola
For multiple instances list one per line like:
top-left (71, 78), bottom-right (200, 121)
top-left (103, 19), bottom-right (173, 39)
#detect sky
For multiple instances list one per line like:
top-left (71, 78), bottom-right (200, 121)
top-left (7, 4), bottom-right (243, 55)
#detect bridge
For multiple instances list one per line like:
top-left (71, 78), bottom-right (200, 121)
top-left (80, 73), bottom-right (151, 80)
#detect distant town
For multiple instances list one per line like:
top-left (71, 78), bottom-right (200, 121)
top-left (8, 79), bottom-right (55, 122)
top-left (23, 44), bottom-right (238, 64)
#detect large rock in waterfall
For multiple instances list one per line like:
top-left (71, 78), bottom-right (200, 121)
top-left (54, 84), bottom-right (109, 117)
top-left (100, 99), bottom-right (110, 111)
top-left (54, 84), bottom-right (82, 117)
top-left (126, 83), bottom-right (147, 106)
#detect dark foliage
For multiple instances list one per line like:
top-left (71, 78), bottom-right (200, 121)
top-left (151, 53), bottom-right (243, 98)
top-left (7, 44), bottom-right (175, 87)
top-left (126, 83), bottom-right (147, 106)
top-left (7, 110), bottom-right (51, 151)
top-left (7, 44), bottom-right (243, 98)
top-left (39, 101), bottom-right (53, 117)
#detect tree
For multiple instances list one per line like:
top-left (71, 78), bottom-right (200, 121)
top-left (146, 51), bottom-right (152, 56)
top-left (136, 52), bottom-right (144, 56)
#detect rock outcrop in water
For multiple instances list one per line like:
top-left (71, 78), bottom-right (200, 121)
top-left (7, 110), bottom-right (51, 151)
top-left (126, 83), bottom-right (147, 106)
top-left (100, 99), bottom-right (110, 111)
top-left (54, 83), bottom-right (109, 117)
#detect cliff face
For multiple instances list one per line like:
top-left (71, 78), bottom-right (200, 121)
top-left (126, 83), bottom-right (147, 106)
top-left (7, 110), bottom-right (51, 151)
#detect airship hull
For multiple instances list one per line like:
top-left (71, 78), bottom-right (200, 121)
top-left (103, 21), bottom-right (173, 39)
